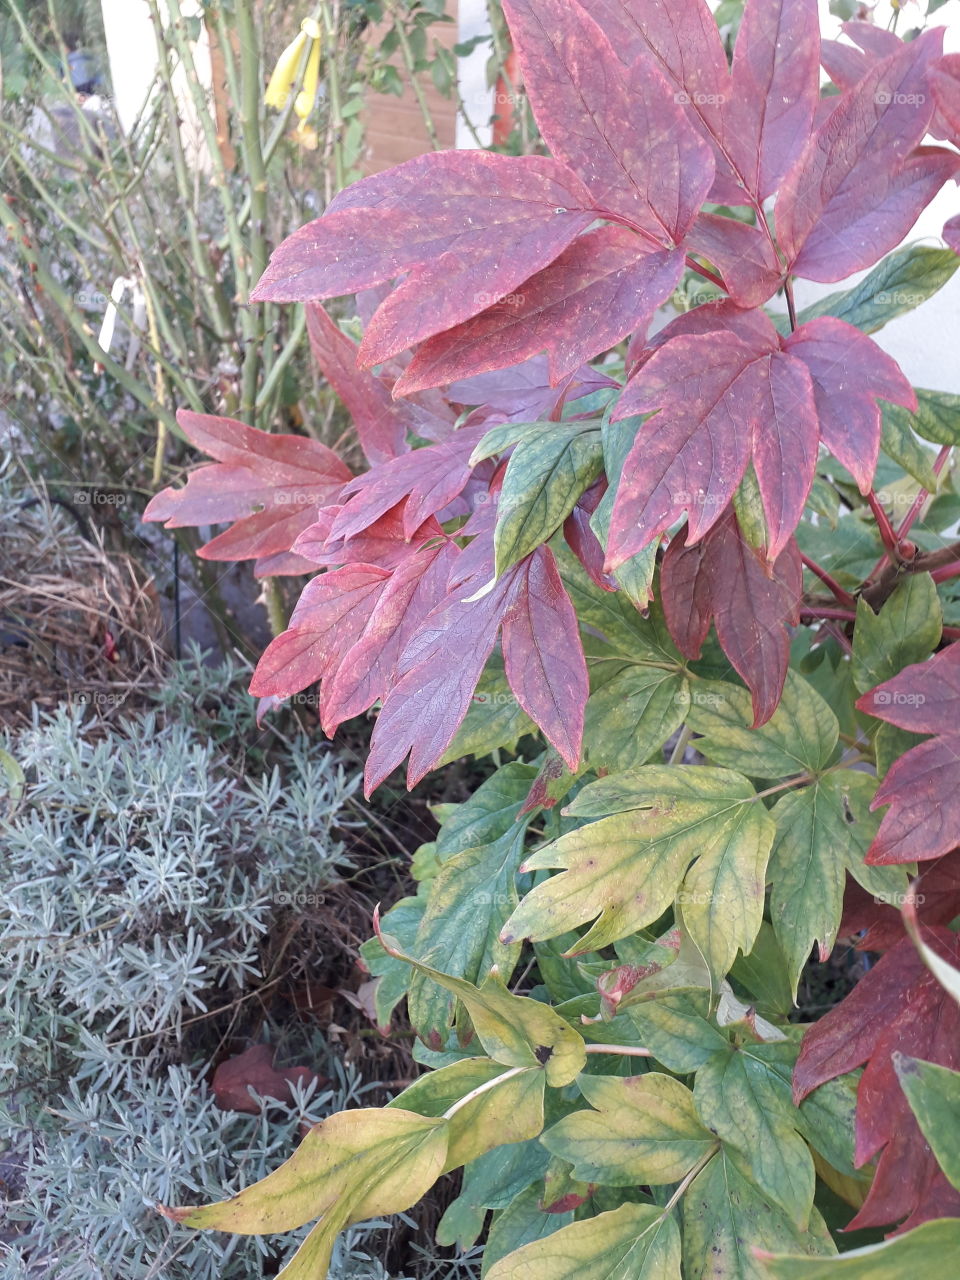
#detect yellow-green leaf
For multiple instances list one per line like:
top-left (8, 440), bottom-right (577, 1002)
top-left (494, 425), bottom-right (603, 574)
top-left (852, 575), bottom-right (942, 695)
top-left (687, 673), bottom-right (839, 778)
top-left (505, 765), bottom-right (772, 969)
top-left (389, 1057), bottom-right (546, 1172)
top-left (164, 1107), bottom-right (447, 1235)
top-left (683, 1148), bottom-right (834, 1280)
top-left (626, 988), bottom-right (729, 1074)
top-left (376, 917), bottom-right (586, 1085)
top-left (542, 1072), bottom-right (716, 1186)
top-left (485, 1201), bottom-right (681, 1280)
top-left (758, 1217), bottom-right (960, 1278)
top-left (894, 1053), bottom-right (960, 1191)
top-left (694, 1043), bottom-right (815, 1229)
top-left (584, 667), bottom-right (689, 773)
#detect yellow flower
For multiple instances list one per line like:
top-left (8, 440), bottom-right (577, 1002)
top-left (264, 17), bottom-right (322, 111)
top-left (294, 33), bottom-right (323, 121)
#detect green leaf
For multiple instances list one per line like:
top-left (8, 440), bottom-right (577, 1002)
top-left (486, 1201), bottom-right (681, 1280)
top-left (682, 1148), bottom-right (834, 1280)
top-left (557, 544), bottom-right (679, 665)
top-left (408, 827), bottom-right (526, 1044)
top-left (494, 425), bottom-right (603, 574)
top-left (881, 404), bottom-right (938, 490)
top-left (482, 1183), bottom-right (574, 1277)
top-left (439, 657), bottom-right (535, 764)
top-left (0, 746), bottom-right (25, 813)
top-left (626, 988), bottom-right (729, 1074)
top-left (796, 245), bottom-right (959, 334)
top-left (359, 892), bottom-right (426, 1032)
top-left (694, 1043), bottom-right (815, 1228)
top-left (852, 575), bottom-right (942, 695)
top-left (729, 924), bottom-right (794, 1019)
top-left (733, 465), bottom-right (769, 553)
top-left (166, 1107), bottom-right (447, 1278)
top-left (503, 766), bottom-right (774, 974)
top-left (438, 1136), bottom-right (553, 1249)
top-left (899, 387), bottom-right (960, 447)
top-left (376, 920), bottom-right (586, 1086)
top-left (592, 413), bottom-right (658, 607)
top-left (687, 673), bottom-right (839, 778)
top-left (436, 762), bottom-right (537, 859)
top-left (543, 1073), bottom-right (717, 1187)
top-left (893, 1054), bottom-right (960, 1191)
top-left (768, 772), bottom-right (883, 996)
top-left (757, 1217), bottom-right (960, 1278)
top-left (390, 1056), bottom-right (546, 1172)
top-left (584, 667), bottom-right (689, 772)
top-left (471, 419), bottom-right (576, 465)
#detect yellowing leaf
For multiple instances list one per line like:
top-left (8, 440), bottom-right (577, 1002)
top-left (375, 914), bottom-right (586, 1085)
top-left (757, 1217), bottom-right (960, 1278)
top-left (894, 1053), bottom-right (960, 1191)
top-left (389, 1056), bottom-right (545, 1171)
top-left (687, 672), bottom-right (839, 778)
top-left (505, 766), bottom-right (774, 978)
top-left (485, 1201), bottom-right (681, 1280)
top-left (163, 1108), bottom-right (448, 1259)
top-left (542, 1072), bottom-right (717, 1186)
top-left (683, 1148), bottom-right (834, 1280)
top-left (694, 1043), bottom-right (815, 1228)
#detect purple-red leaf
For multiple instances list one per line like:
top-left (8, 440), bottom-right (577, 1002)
top-left (777, 33), bottom-right (957, 282)
top-left (784, 317), bottom-right (916, 495)
top-left (294, 505), bottom-right (444, 571)
top-left (794, 930), bottom-right (960, 1233)
top-left (446, 357), bottom-right (617, 423)
top-left (395, 230), bottom-right (683, 394)
top-left (363, 566), bottom-right (521, 795)
top-left (661, 512), bottom-right (801, 726)
top-left (945, 214), bottom-right (960, 255)
top-left (856, 644), bottom-right (960, 864)
top-left (685, 213), bottom-right (783, 308)
top-left (932, 53), bottom-right (960, 138)
top-left (252, 151), bottom-right (596, 363)
top-left (305, 305), bottom-right (410, 465)
top-left (501, 0), bottom-right (714, 244)
top-left (609, 314), bottom-right (818, 562)
top-left (501, 546), bottom-right (588, 769)
top-left (728, 0), bottom-right (820, 199)
top-left (320, 540), bottom-right (458, 733)
top-left (249, 564), bottom-right (390, 700)
top-left (329, 426), bottom-right (488, 544)
top-left (143, 410), bottom-right (351, 562)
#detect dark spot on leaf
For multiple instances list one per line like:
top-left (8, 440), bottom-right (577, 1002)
top-left (535, 1044), bottom-right (553, 1065)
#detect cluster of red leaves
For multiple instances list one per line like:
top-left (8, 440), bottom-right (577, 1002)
top-left (147, 0), bottom-right (960, 789)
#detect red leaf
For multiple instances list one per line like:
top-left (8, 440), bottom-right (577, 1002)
top-left (501, 546), bottom-right (588, 769)
top-left (685, 213), bottom-right (784, 308)
top-left (586, 0), bottom-right (738, 203)
top-left (564, 481), bottom-right (617, 593)
top-left (932, 53), bottom-right (960, 139)
top-left (248, 564), bottom-right (390, 699)
top-left (794, 931), bottom-right (960, 1233)
top-left (446, 356), bottom-right (617, 423)
top-left (211, 1044), bottom-right (321, 1114)
top-left (143, 410), bottom-right (351, 562)
top-left (364, 563), bottom-right (522, 795)
top-left (501, 0), bottom-right (714, 243)
top-left (661, 512), bottom-right (802, 726)
top-left (841, 850), bottom-right (960, 953)
top-left (856, 643), bottom-right (960, 863)
top-left (252, 151), bottom-right (596, 362)
top-left (821, 21), bottom-right (901, 92)
top-left (395, 229), bottom-right (683, 394)
top-left (609, 315), bottom-right (818, 563)
top-left (320, 540), bottom-right (458, 732)
top-left (777, 33), bottom-right (958, 282)
top-left (784, 317), bottom-right (916, 495)
top-left (945, 213), bottom-right (960, 255)
top-left (295, 506), bottom-right (445, 572)
top-left (329, 426), bottom-right (488, 544)
top-left (305, 304), bottom-right (411, 464)
top-left (728, 0), bottom-right (821, 199)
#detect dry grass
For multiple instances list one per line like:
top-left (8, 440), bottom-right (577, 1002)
top-left (0, 467), bottom-right (166, 730)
